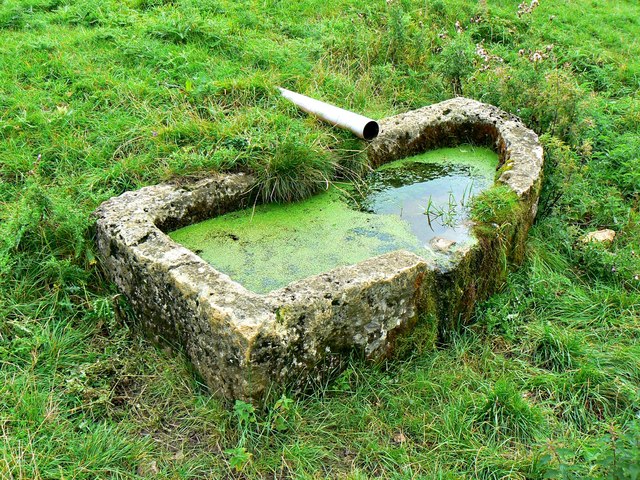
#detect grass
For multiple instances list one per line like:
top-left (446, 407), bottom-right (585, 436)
top-left (1, 0), bottom-right (639, 478)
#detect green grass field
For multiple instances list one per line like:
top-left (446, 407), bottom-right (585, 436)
top-left (1, 0), bottom-right (639, 478)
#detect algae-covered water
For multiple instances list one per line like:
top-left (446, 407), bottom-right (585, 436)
top-left (169, 146), bottom-right (498, 293)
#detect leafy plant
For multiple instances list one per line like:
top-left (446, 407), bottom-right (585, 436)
top-left (436, 34), bottom-right (476, 95)
top-left (224, 446), bottom-right (252, 472)
top-left (270, 394), bottom-right (295, 432)
top-left (542, 422), bottom-right (640, 479)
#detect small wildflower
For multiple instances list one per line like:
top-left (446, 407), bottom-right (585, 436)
top-left (152, 131), bottom-right (158, 137)
top-left (476, 42), bottom-right (504, 66)
top-left (611, 266), bottom-right (617, 273)
top-left (528, 49), bottom-right (549, 63)
top-left (634, 274), bottom-right (639, 281)
top-left (455, 20), bottom-right (464, 34)
top-left (518, 0), bottom-right (540, 17)
top-left (37, 154), bottom-right (42, 162)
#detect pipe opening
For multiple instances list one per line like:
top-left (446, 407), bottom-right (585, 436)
top-left (363, 121), bottom-right (380, 140)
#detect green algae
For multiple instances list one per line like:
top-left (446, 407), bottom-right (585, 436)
top-left (169, 187), bottom-right (424, 293)
top-left (169, 146), bottom-right (498, 293)
top-left (378, 145), bottom-right (498, 175)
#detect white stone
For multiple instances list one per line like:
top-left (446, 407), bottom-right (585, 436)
top-left (430, 237), bottom-right (457, 252)
top-left (582, 229), bottom-right (616, 244)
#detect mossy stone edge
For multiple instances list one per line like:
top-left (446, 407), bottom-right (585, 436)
top-left (93, 97), bottom-right (543, 402)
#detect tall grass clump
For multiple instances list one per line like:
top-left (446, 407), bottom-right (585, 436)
top-left (474, 379), bottom-right (544, 442)
top-left (251, 138), bottom-right (334, 203)
top-left (526, 322), bottom-right (584, 372)
top-left (471, 185), bottom-right (520, 227)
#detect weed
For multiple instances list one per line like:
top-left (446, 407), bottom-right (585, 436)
top-left (423, 181), bottom-right (476, 229)
top-left (542, 422), bottom-right (640, 479)
top-left (471, 184), bottom-right (520, 227)
top-left (436, 34), bottom-right (476, 95)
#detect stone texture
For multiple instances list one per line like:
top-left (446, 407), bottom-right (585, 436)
top-left (93, 97), bottom-right (543, 402)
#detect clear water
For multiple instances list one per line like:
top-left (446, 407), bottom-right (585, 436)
top-left (169, 146), bottom-right (498, 293)
top-left (355, 156), bottom-right (492, 245)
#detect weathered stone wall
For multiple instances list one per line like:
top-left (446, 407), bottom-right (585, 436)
top-left (94, 97), bottom-right (543, 402)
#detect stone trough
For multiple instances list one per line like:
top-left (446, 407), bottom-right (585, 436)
top-left (94, 97), bottom-right (543, 401)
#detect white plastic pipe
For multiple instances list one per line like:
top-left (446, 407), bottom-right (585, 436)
top-left (278, 87), bottom-right (380, 140)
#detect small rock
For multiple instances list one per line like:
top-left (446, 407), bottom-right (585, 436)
top-left (137, 460), bottom-right (159, 476)
top-left (172, 451), bottom-right (185, 461)
top-left (582, 229), bottom-right (615, 244)
top-left (430, 237), bottom-right (457, 252)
